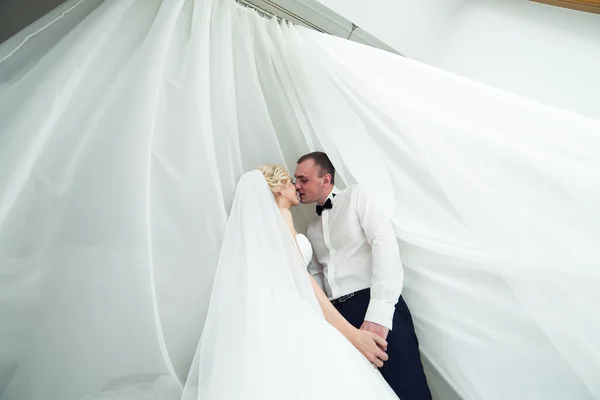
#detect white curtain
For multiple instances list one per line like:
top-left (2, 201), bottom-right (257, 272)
top-left (0, 0), bottom-right (598, 399)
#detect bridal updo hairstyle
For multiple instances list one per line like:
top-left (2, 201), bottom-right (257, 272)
top-left (257, 164), bottom-right (292, 193)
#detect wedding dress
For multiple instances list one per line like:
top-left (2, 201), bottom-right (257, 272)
top-left (296, 233), bottom-right (313, 266)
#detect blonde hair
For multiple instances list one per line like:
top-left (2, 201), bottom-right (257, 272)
top-left (256, 164), bottom-right (291, 192)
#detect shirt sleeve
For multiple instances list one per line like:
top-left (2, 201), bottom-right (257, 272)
top-left (354, 186), bottom-right (404, 330)
top-left (308, 253), bottom-right (326, 293)
top-left (306, 224), bottom-right (325, 288)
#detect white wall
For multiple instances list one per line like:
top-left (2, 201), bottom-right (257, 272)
top-left (317, 0), bottom-right (600, 121)
top-left (429, 0), bottom-right (600, 121)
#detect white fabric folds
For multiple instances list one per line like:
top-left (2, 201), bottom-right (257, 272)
top-left (0, 0), bottom-right (599, 399)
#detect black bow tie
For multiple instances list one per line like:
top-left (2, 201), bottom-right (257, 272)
top-left (316, 197), bottom-right (334, 216)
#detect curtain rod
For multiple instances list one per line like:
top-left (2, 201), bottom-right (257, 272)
top-left (234, 0), bottom-right (402, 56)
top-left (235, 0), bottom-right (329, 34)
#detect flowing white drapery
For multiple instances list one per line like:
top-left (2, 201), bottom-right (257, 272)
top-left (0, 0), bottom-right (599, 399)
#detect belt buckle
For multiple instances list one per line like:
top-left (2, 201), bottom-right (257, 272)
top-left (339, 291), bottom-right (355, 304)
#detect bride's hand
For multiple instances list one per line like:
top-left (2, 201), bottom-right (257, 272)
top-left (350, 328), bottom-right (388, 367)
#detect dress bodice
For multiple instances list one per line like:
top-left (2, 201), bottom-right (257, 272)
top-left (296, 233), bottom-right (313, 267)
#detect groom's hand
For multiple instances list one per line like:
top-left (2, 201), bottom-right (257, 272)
top-left (360, 321), bottom-right (390, 342)
top-left (352, 330), bottom-right (388, 368)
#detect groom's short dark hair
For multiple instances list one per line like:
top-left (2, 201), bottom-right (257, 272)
top-left (297, 151), bottom-right (335, 185)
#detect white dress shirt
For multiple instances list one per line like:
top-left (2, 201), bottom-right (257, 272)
top-left (307, 185), bottom-right (404, 330)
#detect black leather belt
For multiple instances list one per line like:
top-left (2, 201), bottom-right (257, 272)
top-left (331, 288), bottom-right (369, 305)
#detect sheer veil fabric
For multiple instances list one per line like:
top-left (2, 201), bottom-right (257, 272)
top-left (0, 0), bottom-right (599, 399)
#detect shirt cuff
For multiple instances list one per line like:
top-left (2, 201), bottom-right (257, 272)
top-left (364, 298), bottom-right (396, 330)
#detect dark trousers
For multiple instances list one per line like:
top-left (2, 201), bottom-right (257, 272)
top-left (335, 291), bottom-right (432, 400)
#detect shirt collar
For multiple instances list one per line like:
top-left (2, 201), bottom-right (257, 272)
top-left (326, 187), bottom-right (339, 205)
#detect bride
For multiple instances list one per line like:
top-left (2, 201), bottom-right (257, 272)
top-left (177, 166), bottom-right (400, 399)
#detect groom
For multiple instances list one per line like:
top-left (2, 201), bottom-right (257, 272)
top-left (295, 152), bottom-right (431, 400)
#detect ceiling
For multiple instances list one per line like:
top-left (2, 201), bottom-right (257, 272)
top-left (0, 0), bottom-right (68, 43)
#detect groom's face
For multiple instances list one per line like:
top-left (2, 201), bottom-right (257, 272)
top-left (294, 160), bottom-right (326, 204)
